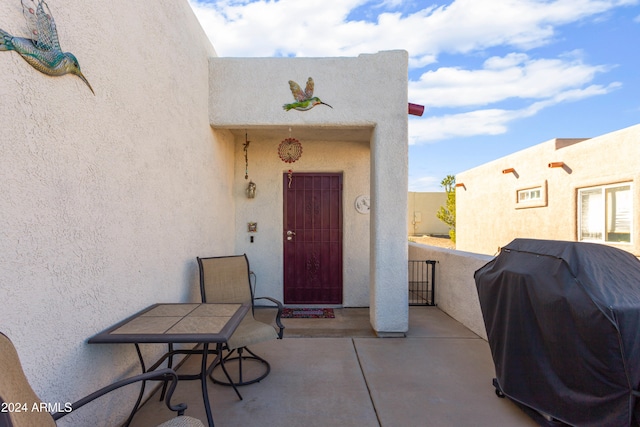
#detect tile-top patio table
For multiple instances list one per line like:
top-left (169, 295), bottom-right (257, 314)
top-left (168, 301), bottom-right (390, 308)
top-left (88, 302), bottom-right (250, 427)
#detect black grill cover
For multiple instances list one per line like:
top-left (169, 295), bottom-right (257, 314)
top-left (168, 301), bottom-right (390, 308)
top-left (475, 239), bottom-right (640, 427)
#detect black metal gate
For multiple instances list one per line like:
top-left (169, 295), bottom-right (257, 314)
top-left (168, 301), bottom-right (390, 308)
top-left (408, 260), bottom-right (436, 306)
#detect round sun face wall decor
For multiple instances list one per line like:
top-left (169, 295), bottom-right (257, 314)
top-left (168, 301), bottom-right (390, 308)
top-left (278, 138), bottom-right (303, 163)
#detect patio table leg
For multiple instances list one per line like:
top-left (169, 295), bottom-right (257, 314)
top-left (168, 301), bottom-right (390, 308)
top-left (201, 343), bottom-right (216, 427)
top-left (159, 343), bottom-right (174, 401)
top-left (200, 343), bottom-right (244, 426)
top-left (122, 343), bottom-right (147, 427)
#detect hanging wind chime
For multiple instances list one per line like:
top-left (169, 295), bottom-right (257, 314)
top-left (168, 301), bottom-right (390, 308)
top-left (244, 133), bottom-right (256, 198)
top-left (278, 128), bottom-right (303, 188)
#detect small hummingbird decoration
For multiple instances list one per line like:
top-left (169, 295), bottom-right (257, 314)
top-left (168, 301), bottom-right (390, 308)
top-left (0, 0), bottom-right (94, 94)
top-left (283, 77), bottom-right (332, 111)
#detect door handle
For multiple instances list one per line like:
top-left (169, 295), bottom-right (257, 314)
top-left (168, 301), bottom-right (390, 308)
top-left (286, 230), bottom-right (296, 241)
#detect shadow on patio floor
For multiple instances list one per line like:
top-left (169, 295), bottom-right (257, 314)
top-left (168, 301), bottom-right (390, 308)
top-left (129, 307), bottom-right (537, 427)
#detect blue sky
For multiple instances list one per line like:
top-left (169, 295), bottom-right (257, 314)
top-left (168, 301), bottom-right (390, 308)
top-left (189, 0), bottom-right (640, 191)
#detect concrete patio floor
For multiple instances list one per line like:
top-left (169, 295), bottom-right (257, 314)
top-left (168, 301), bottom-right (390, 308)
top-left (129, 307), bottom-right (537, 427)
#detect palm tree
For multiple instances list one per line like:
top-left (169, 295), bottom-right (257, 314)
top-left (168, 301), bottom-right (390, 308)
top-left (436, 175), bottom-right (456, 243)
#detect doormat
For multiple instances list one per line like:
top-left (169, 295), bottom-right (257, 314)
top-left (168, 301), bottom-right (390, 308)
top-left (281, 308), bottom-right (335, 319)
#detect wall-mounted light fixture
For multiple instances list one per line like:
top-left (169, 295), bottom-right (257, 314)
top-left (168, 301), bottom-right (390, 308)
top-left (408, 103), bottom-right (425, 116)
top-left (502, 168), bottom-right (516, 174)
top-left (246, 181), bottom-right (256, 198)
top-left (548, 162), bottom-right (564, 168)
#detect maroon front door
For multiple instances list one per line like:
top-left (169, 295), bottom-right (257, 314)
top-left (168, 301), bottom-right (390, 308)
top-left (283, 173), bottom-right (343, 304)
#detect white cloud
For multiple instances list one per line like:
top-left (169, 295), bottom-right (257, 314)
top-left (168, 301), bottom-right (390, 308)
top-left (409, 52), bottom-right (614, 108)
top-left (190, 0), bottom-right (372, 57)
top-left (521, 82), bottom-right (622, 114)
top-left (190, 0), bottom-right (637, 62)
top-left (409, 175), bottom-right (443, 192)
top-left (408, 81), bottom-right (621, 144)
top-left (190, 0), bottom-right (632, 146)
top-left (409, 109), bottom-right (516, 144)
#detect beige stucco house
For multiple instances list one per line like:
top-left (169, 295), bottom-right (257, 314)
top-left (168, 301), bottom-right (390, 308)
top-left (0, 1), bottom-right (409, 424)
top-left (456, 123), bottom-right (640, 256)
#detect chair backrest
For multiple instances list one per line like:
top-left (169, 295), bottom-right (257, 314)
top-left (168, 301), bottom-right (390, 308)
top-left (197, 255), bottom-right (253, 304)
top-left (0, 333), bottom-right (56, 427)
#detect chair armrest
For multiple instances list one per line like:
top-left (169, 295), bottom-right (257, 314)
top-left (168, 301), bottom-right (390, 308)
top-left (51, 368), bottom-right (186, 420)
top-left (254, 296), bottom-right (285, 339)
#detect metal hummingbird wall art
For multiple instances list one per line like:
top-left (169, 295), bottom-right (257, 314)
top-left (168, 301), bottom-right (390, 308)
top-left (0, 0), bottom-right (94, 94)
top-left (283, 77), bottom-right (331, 111)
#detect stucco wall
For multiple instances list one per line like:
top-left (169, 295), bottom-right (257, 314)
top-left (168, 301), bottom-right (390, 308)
top-left (233, 137), bottom-right (371, 306)
top-left (408, 243), bottom-right (493, 340)
top-left (0, 1), bottom-right (232, 425)
top-left (408, 192), bottom-right (450, 236)
top-left (209, 52), bottom-right (409, 333)
top-left (457, 124), bottom-right (640, 256)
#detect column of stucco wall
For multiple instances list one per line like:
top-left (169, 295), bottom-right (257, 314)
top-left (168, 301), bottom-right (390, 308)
top-left (370, 125), bottom-right (409, 335)
top-left (457, 124), bottom-right (640, 256)
top-left (0, 1), bottom-right (234, 425)
top-left (209, 51), bottom-right (409, 334)
top-left (409, 243), bottom-right (493, 339)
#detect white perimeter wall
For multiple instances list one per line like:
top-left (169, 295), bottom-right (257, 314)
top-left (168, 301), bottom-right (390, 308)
top-left (0, 1), bottom-right (233, 425)
top-left (409, 243), bottom-right (493, 339)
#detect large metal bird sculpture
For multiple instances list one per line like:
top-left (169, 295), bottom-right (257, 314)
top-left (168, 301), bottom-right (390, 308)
top-left (283, 77), bottom-right (332, 111)
top-left (0, 0), bottom-right (94, 94)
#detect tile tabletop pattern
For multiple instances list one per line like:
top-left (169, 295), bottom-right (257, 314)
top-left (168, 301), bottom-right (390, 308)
top-left (89, 303), bottom-right (248, 344)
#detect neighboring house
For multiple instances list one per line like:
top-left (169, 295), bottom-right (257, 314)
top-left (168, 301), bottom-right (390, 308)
top-left (456, 124), bottom-right (640, 256)
top-left (0, 0), bottom-right (408, 424)
top-left (408, 192), bottom-right (450, 236)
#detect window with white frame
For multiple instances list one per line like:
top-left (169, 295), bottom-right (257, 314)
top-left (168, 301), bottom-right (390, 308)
top-left (578, 183), bottom-right (632, 243)
top-left (518, 187), bottom-right (542, 202)
top-left (515, 182), bottom-right (547, 209)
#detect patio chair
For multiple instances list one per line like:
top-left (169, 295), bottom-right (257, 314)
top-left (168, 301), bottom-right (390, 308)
top-left (197, 254), bottom-right (284, 387)
top-left (0, 332), bottom-right (204, 427)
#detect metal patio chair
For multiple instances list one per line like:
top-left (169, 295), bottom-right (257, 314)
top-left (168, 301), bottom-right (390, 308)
top-left (0, 332), bottom-right (204, 427)
top-left (197, 254), bottom-right (284, 387)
